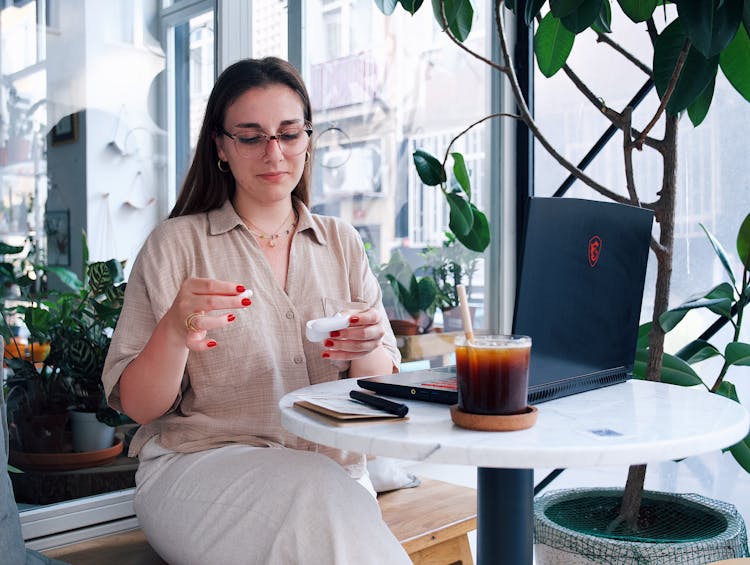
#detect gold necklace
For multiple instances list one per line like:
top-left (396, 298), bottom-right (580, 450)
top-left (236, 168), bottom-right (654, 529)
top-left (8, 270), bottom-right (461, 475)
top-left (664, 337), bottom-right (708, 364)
top-left (243, 209), bottom-right (297, 248)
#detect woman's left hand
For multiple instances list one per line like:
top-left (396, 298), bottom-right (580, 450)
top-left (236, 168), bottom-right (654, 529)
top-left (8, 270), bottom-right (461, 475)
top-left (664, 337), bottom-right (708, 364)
top-left (321, 308), bottom-right (385, 361)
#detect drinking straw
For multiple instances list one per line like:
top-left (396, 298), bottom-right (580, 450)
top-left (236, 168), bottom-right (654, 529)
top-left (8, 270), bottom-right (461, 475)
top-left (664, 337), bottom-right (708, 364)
top-left (456, 284), bottom-right (474, 341)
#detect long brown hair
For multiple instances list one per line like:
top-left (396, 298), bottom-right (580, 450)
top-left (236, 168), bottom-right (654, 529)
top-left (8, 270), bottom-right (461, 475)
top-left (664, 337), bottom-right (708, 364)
top-left (169, 57), bottom-right (313, 218)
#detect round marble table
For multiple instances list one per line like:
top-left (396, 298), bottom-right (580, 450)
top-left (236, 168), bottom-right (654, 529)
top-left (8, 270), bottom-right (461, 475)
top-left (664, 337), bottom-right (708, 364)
top-left (280, 378), bottom-right (750, 565)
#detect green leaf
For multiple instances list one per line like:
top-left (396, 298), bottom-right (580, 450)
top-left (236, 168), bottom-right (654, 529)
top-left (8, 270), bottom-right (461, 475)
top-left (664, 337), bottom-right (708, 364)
top-left (704, 281), bottom-right (736, 300)
top-left (700, 222), bottom-right (737, 285)
top-left (592, 0), bottom-right (612, 34)
top-left (715, 380), bottom-right (739, 402)
top-left (430, 0), bottom-right (474, 41)
top-left (673, 0), bottom-right (743, 58)
top-left (525, 0), bottom-right (547, 25)
top-left (659, 297), bottom-right (732, 331)
top-left (451, 152), bottom-right (471, 200)
top-left (634, 349), bottom-right (704, 386)
top-left (374, 0), bottom-right (399, 15)
top-left (725, 342), bottom-right (750, 366)
top-left (416, 276), bottom-right (439, 312)
top-left (653, 19), bottom-right (720, 114)
top-left (43, 265), bottom-right (83, 292)
top-left (561, 0), bottom-right (604, 33)
top-left (413, 149), bottom-right (446, 186)
top-left (675, 339), bottom-right (722, 364)
top-left (550, 0), bottom-right (586, 18)
top-left (446, 192), bottom-right (473, 236)
top-left (7, 464), bottom-right (22, 473)
top-left (730, 431), bottom-right (750, 473)
top-left (0, 242), bottom-right (25, 255)
top-left (456, 205), bottom-right (490, 252)
top-left (535, 12), bottom-right (576, 77)
top-left (617, 0), bottom-right (658, 23)
top-left (399, 0), bottom-right (425, 14)
top-left (687, 76), bottom-right (715, 126)
top-left (636, 322), bottom-right (653, 349)
top-left (737, 212), bottom-right (750, 267)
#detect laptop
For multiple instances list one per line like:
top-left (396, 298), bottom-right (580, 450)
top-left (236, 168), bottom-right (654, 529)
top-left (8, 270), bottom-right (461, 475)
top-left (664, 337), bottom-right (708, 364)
top-left (358, 197), bottom-right (654, 405)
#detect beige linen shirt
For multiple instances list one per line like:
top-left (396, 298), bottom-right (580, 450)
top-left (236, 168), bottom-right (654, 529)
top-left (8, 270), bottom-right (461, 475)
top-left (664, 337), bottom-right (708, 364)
top-left (102, 199), bottom-right (400, 475)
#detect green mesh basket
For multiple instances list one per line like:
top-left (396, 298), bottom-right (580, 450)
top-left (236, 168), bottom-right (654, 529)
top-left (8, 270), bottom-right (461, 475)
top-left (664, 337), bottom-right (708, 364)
top-left (534, 488), bottom-right (749, 565)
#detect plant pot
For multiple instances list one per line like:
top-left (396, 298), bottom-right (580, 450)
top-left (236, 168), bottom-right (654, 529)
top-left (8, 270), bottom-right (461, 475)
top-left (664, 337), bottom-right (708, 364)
top-left (69, 410), bottom-right (116, 453)
top-left (534, 488), bottom-right (749, 564)
top-left (390, 319), bottom-right (421, 336)
top-left (14, 411), bottom-right (69, 453)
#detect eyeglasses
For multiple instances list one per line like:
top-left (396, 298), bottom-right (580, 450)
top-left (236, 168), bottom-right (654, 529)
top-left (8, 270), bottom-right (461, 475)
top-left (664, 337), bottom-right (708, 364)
top-left (219, 122), bottom-right (313, 158)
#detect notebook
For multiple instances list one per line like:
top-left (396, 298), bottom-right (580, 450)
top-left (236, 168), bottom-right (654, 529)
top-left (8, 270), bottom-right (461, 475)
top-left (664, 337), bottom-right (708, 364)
top-left (358, 197), bottom-right (654, 405)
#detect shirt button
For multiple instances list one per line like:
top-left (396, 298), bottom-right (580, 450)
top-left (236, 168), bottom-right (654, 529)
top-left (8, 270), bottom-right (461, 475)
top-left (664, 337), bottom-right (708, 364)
top-left (286, 311), bottom-right (295, 320)
top-left (293, 355), bottom-right (304, 364)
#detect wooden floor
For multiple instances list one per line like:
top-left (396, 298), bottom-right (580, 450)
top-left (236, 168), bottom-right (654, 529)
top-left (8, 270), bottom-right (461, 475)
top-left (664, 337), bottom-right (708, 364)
top-left (45, 529), bottom-right (166, 565)
top-left (44, 478), bottom-right (477, 565)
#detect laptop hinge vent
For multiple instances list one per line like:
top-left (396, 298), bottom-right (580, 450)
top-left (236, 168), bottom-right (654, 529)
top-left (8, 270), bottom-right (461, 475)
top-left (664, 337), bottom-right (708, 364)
top-left (529, 370), bottom-right (629, 404)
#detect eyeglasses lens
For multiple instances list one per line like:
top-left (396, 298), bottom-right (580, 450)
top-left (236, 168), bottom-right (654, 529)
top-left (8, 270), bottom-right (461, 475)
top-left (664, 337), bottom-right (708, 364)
top-left (231, 126), bottom-right (310, 158)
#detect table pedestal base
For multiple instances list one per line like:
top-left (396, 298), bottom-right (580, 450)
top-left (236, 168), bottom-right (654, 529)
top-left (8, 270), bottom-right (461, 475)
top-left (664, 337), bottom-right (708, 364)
top-left (477, 467), bottom-right (534, 565)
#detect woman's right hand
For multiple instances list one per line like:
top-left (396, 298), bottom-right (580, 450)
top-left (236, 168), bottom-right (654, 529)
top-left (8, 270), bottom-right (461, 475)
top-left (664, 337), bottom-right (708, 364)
top-left (167, 277), bottom-right (253, 351)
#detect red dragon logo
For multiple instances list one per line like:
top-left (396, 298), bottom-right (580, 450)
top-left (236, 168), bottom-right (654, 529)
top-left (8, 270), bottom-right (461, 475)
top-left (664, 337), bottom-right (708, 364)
top-left (589, 235), bottom-right (602, 267)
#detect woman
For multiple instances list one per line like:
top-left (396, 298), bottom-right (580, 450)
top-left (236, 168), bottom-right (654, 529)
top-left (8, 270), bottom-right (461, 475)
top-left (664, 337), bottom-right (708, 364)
top-left (102, 57), bottom-right (410, 565)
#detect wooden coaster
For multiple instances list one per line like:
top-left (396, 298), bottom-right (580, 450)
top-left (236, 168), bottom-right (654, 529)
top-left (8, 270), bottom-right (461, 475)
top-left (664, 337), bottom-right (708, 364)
top-left (450, 405), bottom-right (538, 431)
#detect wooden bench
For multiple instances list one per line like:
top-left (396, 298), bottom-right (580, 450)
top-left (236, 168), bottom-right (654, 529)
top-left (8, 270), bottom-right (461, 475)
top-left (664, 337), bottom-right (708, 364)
top-left (43, 478), bottom-right (477, 565)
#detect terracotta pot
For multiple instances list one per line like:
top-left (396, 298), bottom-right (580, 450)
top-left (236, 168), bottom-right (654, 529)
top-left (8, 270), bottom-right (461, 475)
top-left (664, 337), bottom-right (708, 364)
top-left (389, 319), bottom-right (421, 336)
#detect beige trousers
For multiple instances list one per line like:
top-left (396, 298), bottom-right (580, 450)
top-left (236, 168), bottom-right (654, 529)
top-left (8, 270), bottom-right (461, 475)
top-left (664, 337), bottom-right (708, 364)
top-left (134, 438), bottom-right (410, 565)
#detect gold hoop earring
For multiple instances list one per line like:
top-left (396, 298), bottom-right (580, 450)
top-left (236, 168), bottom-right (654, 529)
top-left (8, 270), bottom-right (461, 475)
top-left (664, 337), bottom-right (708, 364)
top-left (218, 159), bottom-right (230, 173)
top-left (305, 151), bottom-right (310, 163)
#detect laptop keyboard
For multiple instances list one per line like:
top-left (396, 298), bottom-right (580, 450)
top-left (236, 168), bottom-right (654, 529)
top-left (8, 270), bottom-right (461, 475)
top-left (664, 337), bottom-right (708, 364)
top-left (420, 377), bottom-right (457, 391)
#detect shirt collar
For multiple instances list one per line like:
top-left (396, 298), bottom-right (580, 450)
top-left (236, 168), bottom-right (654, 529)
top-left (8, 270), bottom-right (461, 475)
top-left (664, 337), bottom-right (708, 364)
top-left (208, 198), bottom-right (327, 246)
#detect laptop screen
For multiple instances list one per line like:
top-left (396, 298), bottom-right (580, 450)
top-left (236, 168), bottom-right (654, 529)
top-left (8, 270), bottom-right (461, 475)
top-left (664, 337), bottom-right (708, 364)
top-left (513, 197), bottom-right (653, 396)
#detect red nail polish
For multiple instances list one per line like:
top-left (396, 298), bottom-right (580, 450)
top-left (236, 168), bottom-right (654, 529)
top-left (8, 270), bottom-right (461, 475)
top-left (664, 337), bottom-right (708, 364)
top-left (236, 285), bottom-right (246, 293)
top-left (330, 330), bottom-right (341, 338)
top-left (322, 352), bottom-right (330, 358)
top-left (349, 316), bottom-right (360, 324)
top-left (207, 340), bottom-right (217, 348)
top-left (324, 339), bottom-right (334, 348)
top-left (242, 298), bottom-right (252, 306)
top-left (227, 314), bottom-right (236, 322)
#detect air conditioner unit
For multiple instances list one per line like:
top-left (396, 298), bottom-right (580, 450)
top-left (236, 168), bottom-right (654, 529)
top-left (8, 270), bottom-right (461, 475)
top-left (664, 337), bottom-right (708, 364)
top-left (321, 146), bottom-right (381, 195)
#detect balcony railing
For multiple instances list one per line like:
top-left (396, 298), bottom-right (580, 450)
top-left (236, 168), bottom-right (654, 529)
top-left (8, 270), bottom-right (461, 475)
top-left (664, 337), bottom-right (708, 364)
top-left (310, 53), bottom-right (379, 111)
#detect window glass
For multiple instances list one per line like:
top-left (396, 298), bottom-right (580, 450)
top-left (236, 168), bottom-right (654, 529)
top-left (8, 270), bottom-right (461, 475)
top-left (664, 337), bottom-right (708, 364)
top-left (0, 0), bottom-right (174, 536)
top-left (187, 11), bottom-right (214, 149)
top-left (303, 2), bottom-right (492, 344)
top-left (533, 11), bottom-right (750, 376)
top-left (251, 0), bottom-right (287, 61)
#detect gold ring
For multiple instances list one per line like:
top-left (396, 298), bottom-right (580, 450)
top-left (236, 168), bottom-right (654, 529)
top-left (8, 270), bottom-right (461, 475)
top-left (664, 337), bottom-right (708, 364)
top-left (185, 312), bottom-right (202, 333)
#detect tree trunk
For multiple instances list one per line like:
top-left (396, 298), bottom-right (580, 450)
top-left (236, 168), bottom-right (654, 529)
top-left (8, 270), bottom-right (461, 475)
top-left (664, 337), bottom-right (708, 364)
top-left (618, 113), bottom-right (679, 530)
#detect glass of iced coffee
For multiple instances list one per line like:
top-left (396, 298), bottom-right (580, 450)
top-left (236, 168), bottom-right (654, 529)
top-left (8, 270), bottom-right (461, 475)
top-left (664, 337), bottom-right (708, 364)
top-left (459, 334), bottom-right (532, 415)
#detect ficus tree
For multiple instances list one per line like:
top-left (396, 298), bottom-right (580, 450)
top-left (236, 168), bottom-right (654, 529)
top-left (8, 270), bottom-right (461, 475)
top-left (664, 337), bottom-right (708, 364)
top-left (375, 0), bottom-right (750, 530)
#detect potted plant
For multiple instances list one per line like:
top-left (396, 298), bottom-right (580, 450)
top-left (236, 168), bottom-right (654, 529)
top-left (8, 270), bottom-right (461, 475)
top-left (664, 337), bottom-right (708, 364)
top-left (46, 253), bottom-right (128, 452)
top-left (379, 249), bottom-right (440, 334)
top-left (1, 240), bottom-right (74, 453)
top-left (422, 232), bottom-right (481, 331)
top-left (2, 238), bottom-right (129, 454)
top-left (376, 0), bottom-right (750, 561)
